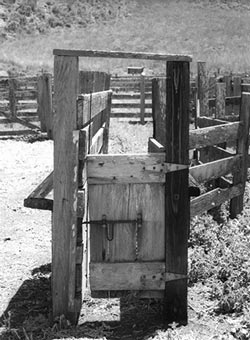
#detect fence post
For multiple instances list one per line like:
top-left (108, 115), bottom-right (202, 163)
top-left (197, 61), bottom-right (209, 118)
top-left (140, 72), bottom-right (145, 124)
top-left (233, 76), bottom-right (242, 116)
top-left (53, 54), bottom-right (80, 324)
top-left (37, 73), bottom-right (53, 139)
top-left (8, 75), bottom-right (17, 118)
top-left (215, 82), bottom-right (226, 119)
top-left (164, 60), bottom-right (190, 325)
top-left (102, 91), bottom-right (112, 154)
top-left (230, 92), bottom-right (250, 218)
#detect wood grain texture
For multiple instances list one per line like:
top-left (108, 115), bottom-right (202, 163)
top-left (152, 78), bottom-right (166, 146)
top-left (197, 61), bottom-right (209, 117)
top-left (189, 122), bottom-right (241, 150)
top-left (190, 155), bottom-right (241, 183)
top-left (86, 153), bottom-right (166, 184)
top-left (77, 90), bottom-right (112, 129)
top-left (230, 93), bottom-right (250, 217)
top-left (53, 49), bottom-right (192, 62)
top-left (215, 82), bottom-right (226, 118)
top-left (53, 55), bottom-right (80, 324)
top-left (90, 262), bottom-right (166, 291)
top-left (37, 73), bottom-right (53, 138)
top-left (191, 184), bottom-right (243, 217)
top-left (164, 61), bottom-right (190, 325)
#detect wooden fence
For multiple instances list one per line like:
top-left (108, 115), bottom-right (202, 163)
top-left (23, 50), bottom-right (250, 328)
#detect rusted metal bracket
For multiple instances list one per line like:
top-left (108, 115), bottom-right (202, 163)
top-left (144, 162), bottom-right (188, 173)
top-left (83, 213), bottom-right (142, 241)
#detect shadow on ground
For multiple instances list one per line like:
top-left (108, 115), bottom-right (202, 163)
top-left (0, 263), bottom-right (166, 340)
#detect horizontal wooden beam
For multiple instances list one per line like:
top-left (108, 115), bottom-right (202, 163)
top-left (190, 155), bottom-right (242, 183)
top-left (77, 90), bottom-right (112, 129)
top-left (86, 153), bottom-right (166, 184)
top-left (197, 116), bottom-right (227, 128)
top-left (0, 129), bottom-right (38, 136)
top-left (90, 262), bottom-right (186, 291)
top-left (191, 184), bottom-right (243, 217)
top-left (208, 95), bottom-right (241, 107)
top-left (189, 122), bottom-right (241, 150)
top-left (53, 49), bottom-right (192, 62)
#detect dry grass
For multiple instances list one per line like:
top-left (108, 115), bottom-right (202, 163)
top-left (1, 0), bottom-right (250, 75)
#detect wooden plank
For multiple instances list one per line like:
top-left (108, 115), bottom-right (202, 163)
top-left (24, 197), bottom-right (53, 210)
top-left (53, 55), bottom-right (80, 324)
top-left (140, 73), bottom-right (145, 124)
top-left (25, 171), bottom-right (53, 199)
top-left (53, 49), bottom-right (192, 62)
top-left (102, 91), bottom-right (112, 154)
top-left (0, 129), bottom-right (38, 136)
top-left (197, 61), bottom-right (209, 117)
top-left (215, 82), bottom-right (226, 118)
top-left (152, 78), bottom-right (166, 146)
top-left (77, 90), bottom-right (112, 129)
top-left (8, 76), bottom-right (17, 118)
top-left (191, 184), bottom-right (243, 217)
top-left (197, 116), bottom-right (227, 128)
top-left (88, 183), bottom-right (165, 263)
top-left (198, 146), bottom-right (235, 163)
top-left (90, 124), bottom-right (105, 154)
top-left (190, 155), bottom-right (241, 183)
top-left (86, 153), bottom-right (166, 184)
top-left (90, 262), bottom-right (166, 291)
top-left (164, 61), bottom-right (189, 325)
top-left (189, 122), bottom-right (241, 150)
top-left (37, 73), bottom-right (53, 138)
top-left (230, 92), bottom-right (250, 217)
top-left (148, 137), bottom-right (165, 153)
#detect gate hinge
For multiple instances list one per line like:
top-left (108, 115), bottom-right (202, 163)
top-left (144, 162), bottom-right (188, 173)
top-left (165, 272), bottom-right (187, 282)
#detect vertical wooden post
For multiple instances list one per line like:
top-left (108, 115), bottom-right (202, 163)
top-left (197, 62), bottom-right (209, 117)
top-left (230, 92), bottom-right (250, 218)
top-left (233, 76), bottom-right (242, 116)
top-left (53, 55), bottom-right (80, 324)
top-left (102, 91), bottom-right (112, 154)
top-left (8, 75), bottom-right (17, 118)
top-left (215, 82), bottom-right (226, 119)
top-left (224, 75), bottom-right (233, 116)
top-left (164, 61), bottom-right (190, 325)
top-left (37, 73), bottom-right (53, 139)
top-left (140, 72), bottom-right (145, 124)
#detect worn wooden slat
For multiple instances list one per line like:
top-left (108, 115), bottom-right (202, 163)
top-left (197, 116), bottom-right (227, 128)
top-left (198, 146), bottom-right (235, 163)
top-left (190, 155), bottom-right (241, 183)
top-left (191, 184), bottom-right (243, 217)
top-left (197, 61), bottom-right (209, 117)
top-left (208, 96), bottom-right (241, 108)
top-left (37, 73), bottom-right (53, 138)
top-left (0, 129), bottom-right (38, 136)
top-left (53, 55), bottom-right (80, 324)
top-left (230, 92), bottom-right (250, 217)
top-left (24, 197), bottom-right (53, 210)
top-left (90, 124), bottom-right (105, 154)
top-left (148, 137), bottom-right (165, 153)
top-left (215, 82), bottom-right (226, 118)
top-left (189, 122), bottom-right (241, 150)
top-left (152, 78), bottom-right (166, 146)
top-left (53, 49), bottom-right (192, 62)
top-left (25, 171), bottom-right (53, 199)
top-left (140, 73), bottom-right (145, 124)
top-left (77, 90), bottom-right (112, 129)
top-left (90, 262), bottom-right (166, 291)
top-left (86, 153), bottom-right (166, 184)
top-left (164, 61), bottom-right (189, 325)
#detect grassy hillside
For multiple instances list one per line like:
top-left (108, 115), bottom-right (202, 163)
top-left (0, 0), bottom-right (250, 75)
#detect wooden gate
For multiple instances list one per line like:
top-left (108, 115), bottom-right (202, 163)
top-left (86, 153), bottom-right (187, 294)
top-left (51, 49), bottom-right (191, 325)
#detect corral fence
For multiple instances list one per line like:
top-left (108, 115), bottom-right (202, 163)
top-left (0, 62), bottom-right (250, 136)
top-left (23, 49), bottom-right (250, 327)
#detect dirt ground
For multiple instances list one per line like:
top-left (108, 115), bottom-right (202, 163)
top-left (0, 126), bottom-right (246, 339)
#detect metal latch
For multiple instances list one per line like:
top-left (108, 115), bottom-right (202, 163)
top-left (83, 213), bottom-right (142, 241)
top-left (144, 162), bottom-right (188, 173)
